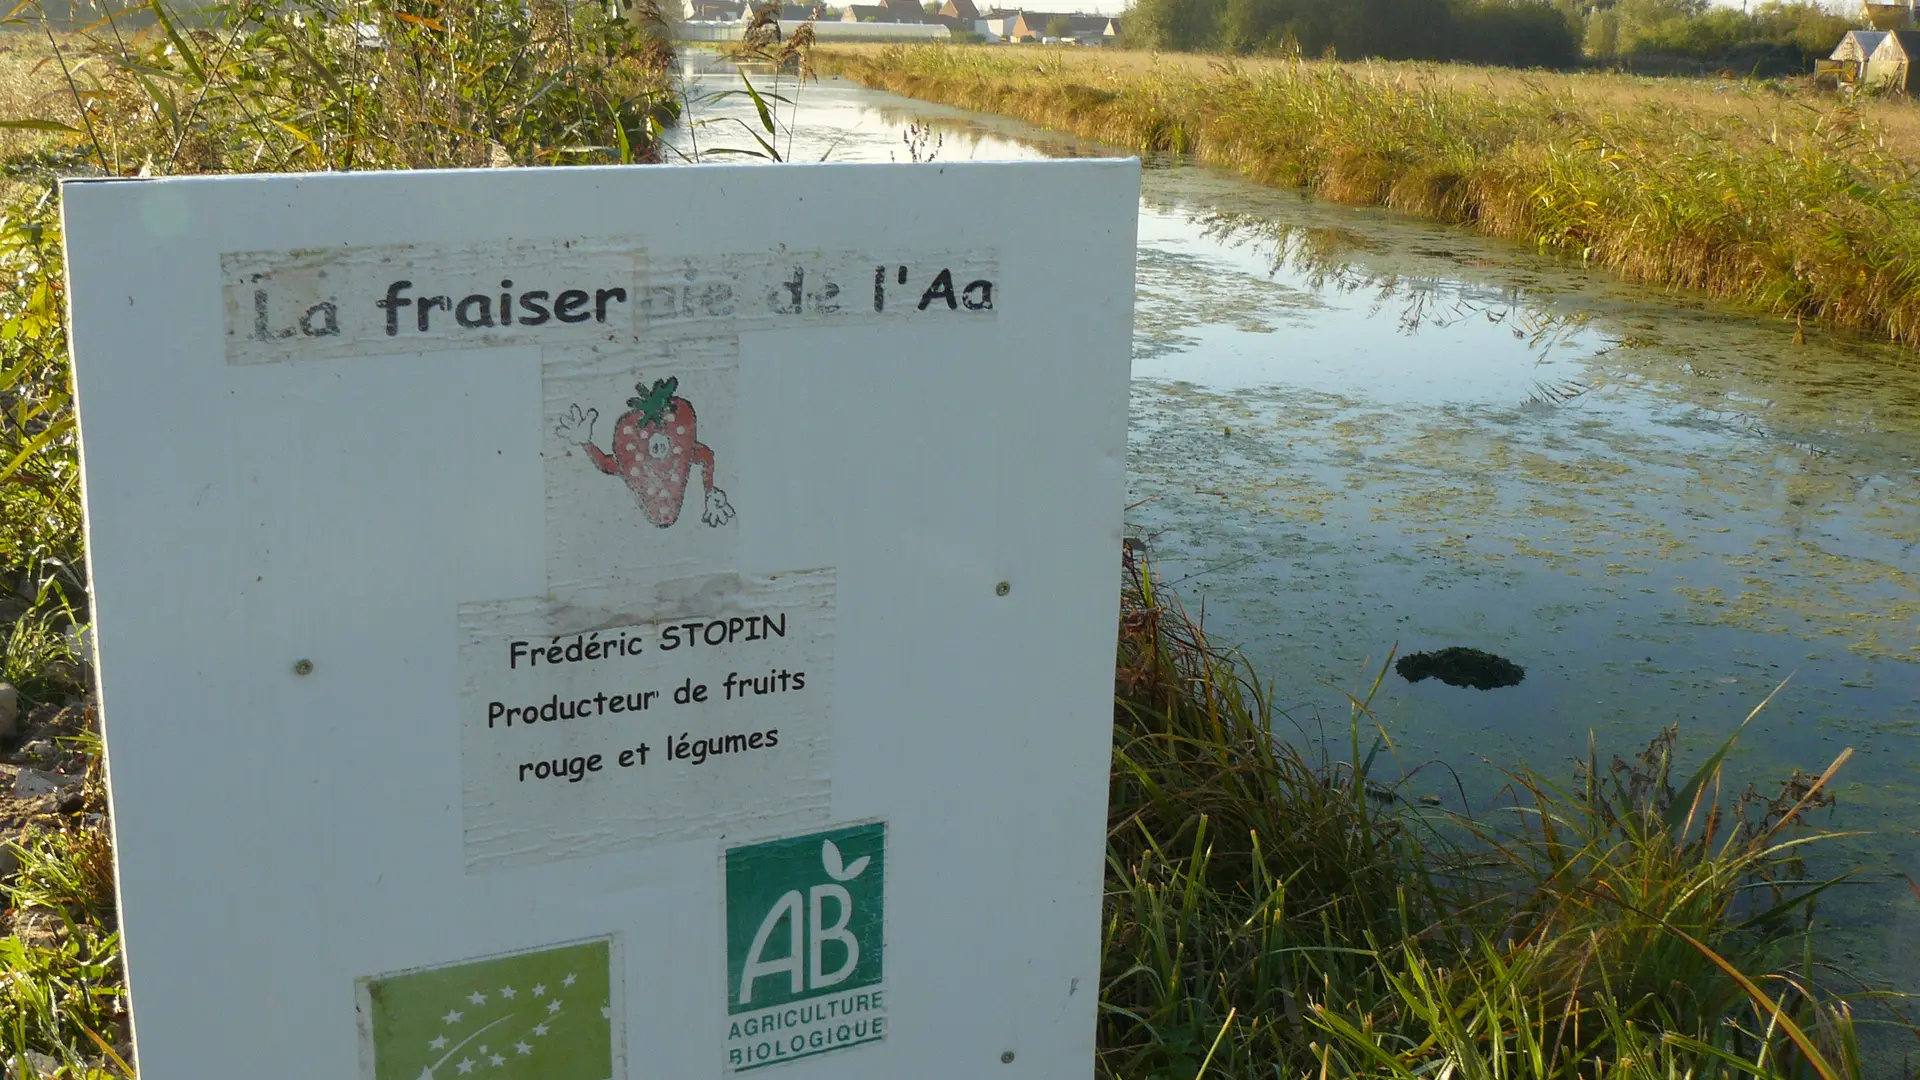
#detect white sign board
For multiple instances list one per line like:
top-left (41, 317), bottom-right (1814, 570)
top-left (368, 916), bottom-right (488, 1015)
top-left (62, 160), bottom-right (1137, 1080)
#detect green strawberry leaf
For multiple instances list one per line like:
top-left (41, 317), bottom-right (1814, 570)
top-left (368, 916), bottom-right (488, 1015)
top-left (627, 377), bottom-right (682, 425)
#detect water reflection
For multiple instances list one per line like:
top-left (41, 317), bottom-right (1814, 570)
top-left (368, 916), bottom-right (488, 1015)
top-left (1117, 179), bottom-right (1920, 1002)
top-left (1190, 210), bottom-right (1609, 380)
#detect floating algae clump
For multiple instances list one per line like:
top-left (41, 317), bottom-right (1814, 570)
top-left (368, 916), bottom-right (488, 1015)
top-left (1396, 647), bottom-right (1525, 690)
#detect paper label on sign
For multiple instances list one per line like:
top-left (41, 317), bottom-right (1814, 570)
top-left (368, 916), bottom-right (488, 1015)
top-left (222, 239), bottom-right (642, 364)
top-left (459, 569), bottom-right (835, 872)
top-left (542, 339), bottom-right (739, 591)
top-left (634, 250), bottom-right (999, 337)
top-left (223, 243), bottom-right (999, 366)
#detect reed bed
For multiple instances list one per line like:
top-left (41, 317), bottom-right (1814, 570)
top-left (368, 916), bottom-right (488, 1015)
top-left (817, 45), bottom-right (1920, 353)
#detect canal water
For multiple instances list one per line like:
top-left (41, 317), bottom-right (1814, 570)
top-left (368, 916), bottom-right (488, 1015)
top-left (672, 58), bottom-right (1920, 983)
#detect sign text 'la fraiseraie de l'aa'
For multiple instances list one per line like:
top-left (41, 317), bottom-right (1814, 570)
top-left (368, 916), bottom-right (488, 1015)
top-left (61, 160), bottom-right (1138, 1080)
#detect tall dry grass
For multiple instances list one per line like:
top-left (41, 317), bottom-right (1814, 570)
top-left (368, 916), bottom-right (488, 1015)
top-left (817, 45), bottom-right (1920, 353)
top-left (0, 32), bottom-right (90, 192)
top-left (929, 47), bottom-right (1920, 157)
top-left (2, 0), bottom-right (680, 177)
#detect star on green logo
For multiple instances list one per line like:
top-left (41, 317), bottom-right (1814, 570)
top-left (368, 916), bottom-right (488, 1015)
top-left (359, 938), bottom-right (614, 1080)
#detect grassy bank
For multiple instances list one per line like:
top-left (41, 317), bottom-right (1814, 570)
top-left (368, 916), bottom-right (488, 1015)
top-left (1108, 565), bottom-right (1911, 1079)
top-left (814, 45), bottom-right (1920, 353)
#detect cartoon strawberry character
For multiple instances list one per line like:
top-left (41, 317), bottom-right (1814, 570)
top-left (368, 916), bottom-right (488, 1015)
top-left (556, 377), bottom-right (735, 528)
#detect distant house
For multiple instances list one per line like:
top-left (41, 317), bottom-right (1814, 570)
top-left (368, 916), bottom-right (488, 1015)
top-left (1007, 9), bottom-right (1107, 41)
top-left (1867, 28), bottom-right (1920, 92)
top-left (843, 0), bottom-right (922, 18)
top-left (1073, 13), bottom-right (1114, 40)
top-left (1819, 28), bottom-right (1886, 88)
top-left (924, 0), bottom-right (978, 31)
top-left (975, 8), bottom-right (1019, 37)
top-left (1832, 29), bottom-right (1887, 65)
top-left (781, 2), bottom-right (823, 17)
top-left (1007, 9), bottom-right (1061, 39)
top-left (685, 0), bottom-right (752, 19)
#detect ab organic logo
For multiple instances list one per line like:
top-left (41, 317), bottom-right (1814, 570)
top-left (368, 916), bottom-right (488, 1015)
top-left (724, 821), bottom-right (886, 1072)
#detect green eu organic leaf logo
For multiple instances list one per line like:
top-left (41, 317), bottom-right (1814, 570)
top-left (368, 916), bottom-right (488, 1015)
top-left (726, 822), bottom-right (885, 1015)
top-left (361, 938), bottom-right (613, 1080)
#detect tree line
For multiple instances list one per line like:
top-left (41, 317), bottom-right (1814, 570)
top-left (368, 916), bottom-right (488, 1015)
top-left (1582, 0), bottom-right (1855, 73)
top-left (1120, 0), bottom-right (1856, 73)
